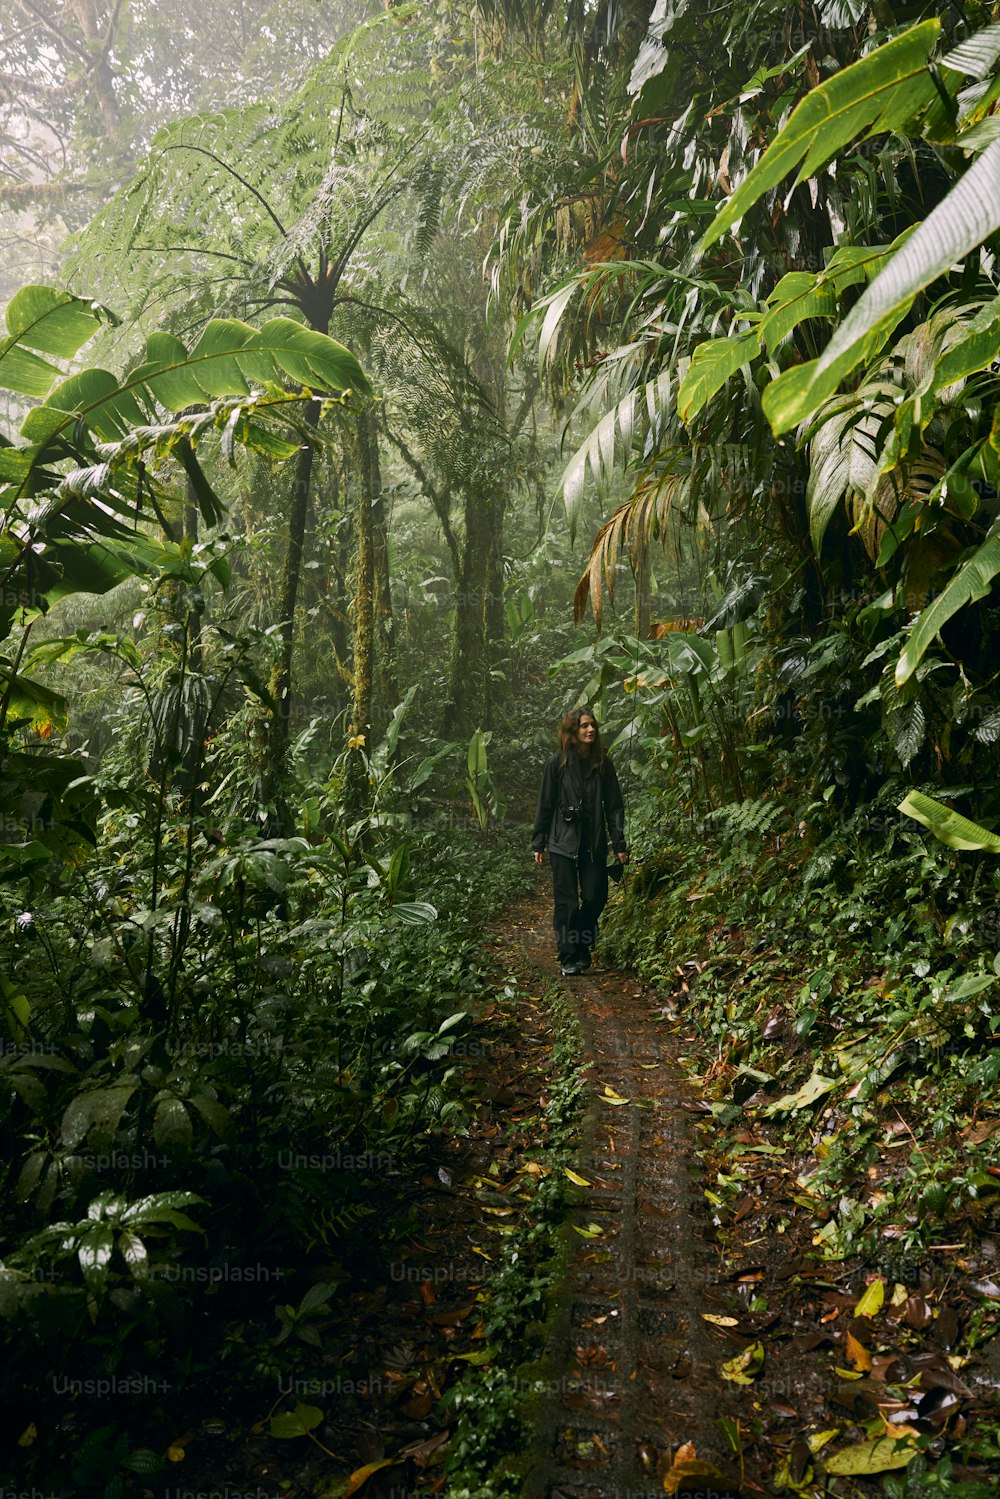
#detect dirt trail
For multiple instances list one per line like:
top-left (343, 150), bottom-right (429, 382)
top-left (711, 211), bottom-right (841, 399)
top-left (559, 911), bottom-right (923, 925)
top-left (508, 885), bottom-right (749, 1499)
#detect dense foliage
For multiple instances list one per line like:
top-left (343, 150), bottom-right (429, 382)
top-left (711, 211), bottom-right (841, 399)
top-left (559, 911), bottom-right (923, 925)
top-left (3, 0), bottom-right (1000, 1493)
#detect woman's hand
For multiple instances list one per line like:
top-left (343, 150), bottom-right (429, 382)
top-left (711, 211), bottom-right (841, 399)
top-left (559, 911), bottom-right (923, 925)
top-left (534, 851), bottom-right (544, 866)
top-left (616, 850), bottom-right (629, 865)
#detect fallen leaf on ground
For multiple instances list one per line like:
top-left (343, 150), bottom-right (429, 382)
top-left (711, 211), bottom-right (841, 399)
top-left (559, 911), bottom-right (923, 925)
top-left (823, 1436), bottom-right (919, 1475)
top-left (721, 1341), bottom-right (764, 1385)
top-left (854, 1277), bottom-right (885, 1319)
top-left (338, 1459), bottom-right (400, 1499)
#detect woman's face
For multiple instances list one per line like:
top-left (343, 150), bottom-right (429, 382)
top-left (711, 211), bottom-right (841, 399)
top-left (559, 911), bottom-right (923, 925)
top-left (576, 715), bottom-right (597, 747)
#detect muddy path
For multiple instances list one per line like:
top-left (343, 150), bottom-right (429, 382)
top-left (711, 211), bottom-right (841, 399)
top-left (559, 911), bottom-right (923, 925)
top-left (503, 885), bottom-right (750, 1499)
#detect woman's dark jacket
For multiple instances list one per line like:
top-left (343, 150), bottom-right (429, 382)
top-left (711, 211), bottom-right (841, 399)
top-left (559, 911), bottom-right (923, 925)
top-left (531, 748), bottom-right (626, 862)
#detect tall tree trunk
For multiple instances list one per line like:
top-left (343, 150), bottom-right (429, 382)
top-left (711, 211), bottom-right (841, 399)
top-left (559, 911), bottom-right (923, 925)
top-left (634, 541), bottom-right (652, 641)
top-left (365, 409), bottom-right (398, 728)
top-left (67, 0), bottom-right (122, 145)
top-left (444, 489), bottom-right (493, 737)
top-left (347, 415), bottom-right (377, 817)
top-left (483, 493), bottom-right (507, 730)
top-left (265, 396), bottom-right (321, 829)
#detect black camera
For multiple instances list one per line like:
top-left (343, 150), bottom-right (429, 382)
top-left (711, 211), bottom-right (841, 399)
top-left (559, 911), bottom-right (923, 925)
top-left (562, 804), bottom-right (580, 823)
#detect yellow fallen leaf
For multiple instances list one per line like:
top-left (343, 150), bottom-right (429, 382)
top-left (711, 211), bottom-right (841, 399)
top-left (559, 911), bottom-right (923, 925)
top-left (18, 1424), bottom-right (37, 1448)
top-left (833, 1367), bottom-right (865, 1380)
top-left (721, 1341), bottom-right (764, 1385)
top-left (807, 1430), bottom-right (839, 1453)
top-left (854, 1277), bottom-right (885, 1319)
top-left (564, 1167), bottom-right (592, 1186)
top-left (845, 1331), bottom-right (873, 1372)
top-left (572, 1222), bottom-right (605, 1238)
top-left (167, 1446), bottom-right (186, 1462)
top-left (341, 1458), bottom-right (398, 1498)
top-left (701, 1314), bottom-right (739, 1327)
top-left (663, 1454), bottom-right (734, 1495)
top-left (823, 1436), bottom-right (919, 1475)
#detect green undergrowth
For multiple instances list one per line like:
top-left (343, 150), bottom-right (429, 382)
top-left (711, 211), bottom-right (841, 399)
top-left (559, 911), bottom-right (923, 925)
top-left (0, 815), bottom-right (535, 1494)
top-left (602, 785), bottom-right (1000, 1264)
top-left (444, 983), bottom-right (586, 1499)
top-left (601, 787), bottom-right (1000, 1491)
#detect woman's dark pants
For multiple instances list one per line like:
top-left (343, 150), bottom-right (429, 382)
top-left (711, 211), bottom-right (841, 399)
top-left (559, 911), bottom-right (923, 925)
top-left (550, 851), bottom-right (609, 966)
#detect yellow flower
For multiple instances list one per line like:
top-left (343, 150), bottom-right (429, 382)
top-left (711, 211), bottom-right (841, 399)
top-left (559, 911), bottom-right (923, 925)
top-left (347, 733), bottom-right (366, 751)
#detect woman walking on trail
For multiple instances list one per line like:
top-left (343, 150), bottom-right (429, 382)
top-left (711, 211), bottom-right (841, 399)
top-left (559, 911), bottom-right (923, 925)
top-left (531, 707), bottom-right (629, 976)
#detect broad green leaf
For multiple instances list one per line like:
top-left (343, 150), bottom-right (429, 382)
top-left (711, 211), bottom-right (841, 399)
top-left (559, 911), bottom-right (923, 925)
top-left (898, 790), bottom-right (1000, 852)
top-left (933, 295), bottom-right (1000, 389)
top-left (24, 368), bottom-right (148, 442)
top-left (388, 900), bottom-right (438, 924)
top-left (153, 1097), bottom-right (194, 1152)
top-left (19, 317), bottom-right (369, 451)
top-left (5, 286), bottom-right (106, 357)
top-left (895, 521), bottom-right (1000, 685)
top-left (758, 242), bottom-right (899, 356)
top-left (763, 315), bottom-right (911, 436)
top-left (799, 139), bottom-right (1000, 418)
top-left (78, 1224), bottom-right (115, 1299)
top-left (0, 346), bottom-right (64, 401)
top-left (269, 1402), bottom-right (324, 1439)
top-left (759, 272), bottom-right (841, 355)
top-left (61, 1084), bottom-right (138, 1151)
top-left (701, 22), bottom-right (942, 251)
top-left (0, 289), bottom-right (106, 401)
top-left (942, 23), bottom-right (1000, 80)
top-left (824, 1437), bottom-right (919, 1475)
top-left (678, 331), bottom-right (759, 424)
top-left (762, 1070), bottom-right (837, 1115)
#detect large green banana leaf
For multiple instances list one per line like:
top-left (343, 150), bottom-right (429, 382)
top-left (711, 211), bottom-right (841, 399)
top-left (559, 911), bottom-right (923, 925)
top-left (895, 520), bottom-right (1000, 686)
top-left (12, 315), bottom-right (370, 448)
top-left (0, 287), bottom-right (108, 400)
top-left (898, 789), bottom-right (1000, 852)
top-left (700, 22), bottom-right (943, 253)
top-left (762, 140), bottom-right (1000, 434)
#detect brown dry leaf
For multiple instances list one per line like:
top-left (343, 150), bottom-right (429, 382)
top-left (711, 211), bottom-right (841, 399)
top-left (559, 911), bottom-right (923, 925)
top-left (401, 1429), bottom-right (450, 1466)
top-left (902, 1296), bottom-right (933, 1330)
top-left (429, 1305), bottom-right (475, 1327)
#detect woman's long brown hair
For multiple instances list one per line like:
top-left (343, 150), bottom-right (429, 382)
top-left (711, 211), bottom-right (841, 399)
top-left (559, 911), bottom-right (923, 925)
top-left (557, 706), bottom-right (607, 771)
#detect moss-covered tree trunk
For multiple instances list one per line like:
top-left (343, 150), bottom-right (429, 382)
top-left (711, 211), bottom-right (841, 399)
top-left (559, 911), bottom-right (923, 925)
top-left (265, 396), bottom-right (321, 830)
top-left (347, 413), bottom-right (377, 817)
top-left (367, 409), bottom-right (398, 729)
top-left (483, 493), bottom-right (507, 730)
top-left (444, 488), bottom-right (496, 737)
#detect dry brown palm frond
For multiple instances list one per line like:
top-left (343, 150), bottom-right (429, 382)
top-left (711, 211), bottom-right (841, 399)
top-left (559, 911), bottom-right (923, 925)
top-left (572, 468), bottom-right (690, 625)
